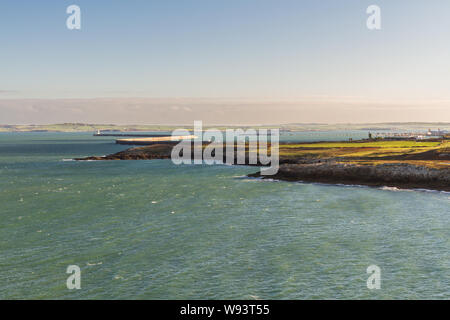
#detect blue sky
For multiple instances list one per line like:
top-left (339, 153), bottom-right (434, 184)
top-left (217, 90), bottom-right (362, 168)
top-left (0, 1), bottom-right (449, 123)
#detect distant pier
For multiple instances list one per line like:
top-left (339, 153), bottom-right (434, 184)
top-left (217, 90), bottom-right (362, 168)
top-left (115, 135), bottom-right (197, 145)
top-left (94, 132), bottom-right (171, 137)
top-left (93, 130), bottom-right (196, 145)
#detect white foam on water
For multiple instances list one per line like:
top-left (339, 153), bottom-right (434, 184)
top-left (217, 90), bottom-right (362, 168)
top-left (245, 176), bottom-right (449, 194)
top-left (413, 188), bottom-right (450, 194)
top-left (380, 186), bottom-right (404, 192)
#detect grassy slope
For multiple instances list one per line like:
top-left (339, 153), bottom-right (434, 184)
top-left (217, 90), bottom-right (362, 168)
top-left (278, 140), bottom-right (450, 169)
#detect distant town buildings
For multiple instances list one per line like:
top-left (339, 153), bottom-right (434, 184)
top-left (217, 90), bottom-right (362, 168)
top-left (427, 129), bottom-right (448, 136)
top-left (374, 128), bottom-right (448, 140)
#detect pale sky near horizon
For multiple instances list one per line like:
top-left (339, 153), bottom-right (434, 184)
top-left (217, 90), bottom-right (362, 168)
top-left (1, 0), bottom-right (449, 124)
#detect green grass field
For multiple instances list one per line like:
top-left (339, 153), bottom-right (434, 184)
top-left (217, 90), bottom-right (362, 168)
top-left (277, 139), bottom-right (450, 168)
top-left (281, 141), bottom-right (441, 148)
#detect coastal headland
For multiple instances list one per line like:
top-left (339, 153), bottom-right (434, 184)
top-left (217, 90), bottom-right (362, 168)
top-left (76, 139), bottom-right (450, 192)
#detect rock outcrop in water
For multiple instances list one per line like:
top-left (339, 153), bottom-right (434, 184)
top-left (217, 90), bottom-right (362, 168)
top-left (76, 144), bottom-right (175, 161)
top-left (250, 162), bottom-right (450, 191)
top-left (75, 143), bottom-right (275, 165)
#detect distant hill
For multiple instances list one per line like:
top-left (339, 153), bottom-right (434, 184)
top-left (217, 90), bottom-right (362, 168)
top-left (0, 122), bottom-right (449, 133)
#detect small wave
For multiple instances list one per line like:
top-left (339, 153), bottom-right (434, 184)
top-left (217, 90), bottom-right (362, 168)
top-left (71, 155), bottom-right (107, 162)
top-left (379, 186), bottom-right (449, 194)
top-left (259, 178), bottom-right (279, 182)
top-left (412, 188), bottom-right (450, 194)
top-left (242, 176), bottom-right (279, 182)
top-left (380, 186), bottom-right (404, 192)
top-left (62, 158), bottom-right (75, 162)
top-left (334, 183), bottom-right (367, 188)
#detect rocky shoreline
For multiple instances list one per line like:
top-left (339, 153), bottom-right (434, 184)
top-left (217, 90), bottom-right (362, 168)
top-left (75, 143), bottom-right (450, 192)
top-left (249, 162), bottom-right (450, 192)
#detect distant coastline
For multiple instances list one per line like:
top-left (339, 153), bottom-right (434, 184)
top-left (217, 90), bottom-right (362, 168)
top-left (1, 122), bottom-right (450, 133)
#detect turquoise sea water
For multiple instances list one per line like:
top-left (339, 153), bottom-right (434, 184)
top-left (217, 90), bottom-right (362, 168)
top-left (0, 132), bottom-right (449, 299)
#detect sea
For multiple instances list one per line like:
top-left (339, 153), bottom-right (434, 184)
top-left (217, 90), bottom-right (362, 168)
top-left (0, 131), bottom-right (448, 299)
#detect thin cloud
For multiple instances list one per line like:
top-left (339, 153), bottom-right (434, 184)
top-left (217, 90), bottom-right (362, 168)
top-left (0, 90), bottom-right (19, 94)
top-left (0, 97), bottom-right (449, 125)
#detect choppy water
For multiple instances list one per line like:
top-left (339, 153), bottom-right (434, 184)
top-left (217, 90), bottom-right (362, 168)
top-left (0, 132), bottom-right (449, 299)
